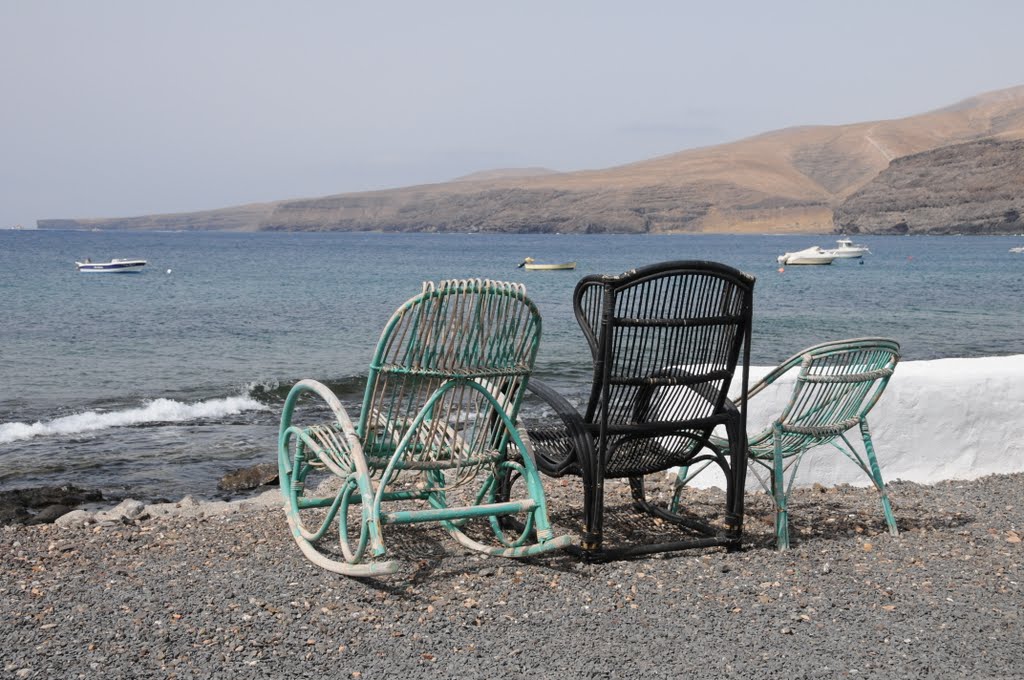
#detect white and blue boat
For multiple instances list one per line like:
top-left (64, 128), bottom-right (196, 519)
top-left (826, 237), bottom-right (871, 258)
top-left (76, 258), bottom-right (148, 273)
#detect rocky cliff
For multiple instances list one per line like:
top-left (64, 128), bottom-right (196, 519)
top-left (834, 139), bottom-right (1024, 235)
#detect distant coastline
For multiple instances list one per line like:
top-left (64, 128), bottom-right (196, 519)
top-left (37, 86), bottom-right (1024, 237)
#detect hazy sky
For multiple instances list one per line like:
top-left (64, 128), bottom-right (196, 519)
top-left (2, 1), bottom-right (1022, 228)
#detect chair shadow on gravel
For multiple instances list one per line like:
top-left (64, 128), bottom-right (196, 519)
top-left (292, 476), bottom-right (974, 584)
top-left (306, 521), bottom-right (584, 599)
top-left (536, 476), bottom-right (976, 555)
top-left (293, 499), bottom-right (583, 593)
top-left (737, 482), bottom-right (975, 549)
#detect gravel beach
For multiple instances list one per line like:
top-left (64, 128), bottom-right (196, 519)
top-left (2, 472), bottom-right (1021, 679)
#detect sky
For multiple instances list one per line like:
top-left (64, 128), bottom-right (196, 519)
top-left (2, 0), bottom-right (1023, 228)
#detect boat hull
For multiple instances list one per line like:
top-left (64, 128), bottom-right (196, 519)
top-left (780, 257), bottom-right (834, 265)
top-left (523, 262), bottom-right (576, 270)
top-left (76, 259), bottom-right (147, 273)
top-left (777, 247), bottom-right (835, 265)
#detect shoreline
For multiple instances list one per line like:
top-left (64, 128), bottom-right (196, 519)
top-left (3, 472), bottom-right (1020, 678)
top-left (52, 487), bottom-right (283, 528)
top-left (6, 352), bottom-right (1024, 508)
top-left (4, 234), bottom-right (1021, 503)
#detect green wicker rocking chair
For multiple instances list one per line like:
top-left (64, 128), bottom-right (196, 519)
top-left (278, 279), bottom-right (571, 576)
top-left (672, 338), bottom-right (900, 550)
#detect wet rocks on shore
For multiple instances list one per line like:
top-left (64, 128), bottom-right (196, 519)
top-left (0, 485), bottom-right (103, 527)
top-left (0, 463), bottom-right (280, 529)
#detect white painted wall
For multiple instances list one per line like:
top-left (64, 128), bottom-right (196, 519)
top-left (684, 355), bottom-right (1024, 490)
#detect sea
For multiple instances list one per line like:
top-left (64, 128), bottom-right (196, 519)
top-left (2, 229), bottom-right (1023, 503)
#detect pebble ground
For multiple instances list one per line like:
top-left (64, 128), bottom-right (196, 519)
top-left (2, 473), bottom-right (1021, 679)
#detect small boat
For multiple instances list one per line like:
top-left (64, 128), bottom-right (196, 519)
top-left (776, 246), bottom-right (836, 266)
top-left (1010, 246), bottom-right (1024, 253)
top-left (75, 258), bottom-right (148, 273)
top-left (518, 257), bottom-right (576, 271)
top-left (825, 237), bottom-right (871, 258)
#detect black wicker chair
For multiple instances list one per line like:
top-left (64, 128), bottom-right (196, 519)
top-left (517, 261), bottom-right (755, 559)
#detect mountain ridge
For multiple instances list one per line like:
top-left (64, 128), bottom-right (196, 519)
top-left (39, 85), bottom-right (1024, 235)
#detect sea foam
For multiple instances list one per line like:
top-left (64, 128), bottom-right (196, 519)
top-left (0, 395), bottom-right (269, 444)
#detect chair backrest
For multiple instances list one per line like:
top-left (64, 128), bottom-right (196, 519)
top-left (357, 279), bottom-right (541, 481)
top-left (574, 261), bottom-right (755, 475)
top-left (770, 338), bottom-right (899, 442)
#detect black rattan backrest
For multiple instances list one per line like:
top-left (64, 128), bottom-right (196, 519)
top-left (574, 261), bottom-right (755, 446)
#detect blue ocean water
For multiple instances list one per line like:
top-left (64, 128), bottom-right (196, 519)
top-left (2, 229), bottom-right (1023, 501)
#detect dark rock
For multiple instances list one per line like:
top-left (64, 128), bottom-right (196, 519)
top-left (26, 504), bottom-right (73, 525)
top-left (0, 485), bottom-right (103, 526)
top-left (217, 462), bottom-right (279, 493)
top-left (0, 505), bottom-right (30, 526)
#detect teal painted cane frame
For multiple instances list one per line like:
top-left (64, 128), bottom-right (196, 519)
top-left (674, 337), bottom-right (900, 550)
top-left (278, 279), bottom-right (571, 575)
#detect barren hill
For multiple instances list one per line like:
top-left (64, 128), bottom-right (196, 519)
top-left (38, 85), bottom-right (1024, 234)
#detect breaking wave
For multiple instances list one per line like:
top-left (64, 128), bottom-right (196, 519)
top-left (0, 395), bottom-right (270, 444)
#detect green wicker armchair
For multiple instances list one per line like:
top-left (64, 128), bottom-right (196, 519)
top-left (278, 279), bottom-right (571, 576)
top-left (673, 338), bottom-right (900, 550)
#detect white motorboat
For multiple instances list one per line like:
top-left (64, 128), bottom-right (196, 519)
top-left (776, 246), bottom-right (836, 266)
top-left (75, 258), bottom-right (148, 273)
top-left (1010, 246), bottom-right (1024, 253)
top-left (517, 257), bottom-right (576, 270)
top-left (826, 237), bottom-right (871, 258)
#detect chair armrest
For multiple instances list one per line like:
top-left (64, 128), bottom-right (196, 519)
top-left (281, 379), bottom-right (365, 477)
top-left (745, 338), bottom-right (898, 402)
top-left (741, 352), bottom-right (805, 404)
top-left (632, 366), bottom-right (735, 423)
top-left (521, 378), bottom-right (594, 476)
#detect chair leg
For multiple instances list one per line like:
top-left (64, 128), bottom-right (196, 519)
top-left (771, 426), bottom-right (791, 550)
top-left (628, 476), bottom-right (647, 510)
top-left (580, 450), bottom-right (605, 553)
top-left (440, 466), bottom-right (572, 558)
top-left (723, 418), bottom-right (747, 548)
top-left (492, 464), bottom-right (523, 534)
top-left (278, 380), bottom-right (399, 575)
top-left (669, 465), bottom-right (689, 513)
top-left (513, 462), bottom-right (572, 552)
top-left (859, 419), bottom-right (899, 537)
